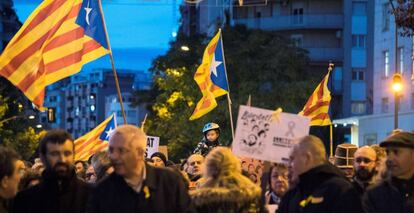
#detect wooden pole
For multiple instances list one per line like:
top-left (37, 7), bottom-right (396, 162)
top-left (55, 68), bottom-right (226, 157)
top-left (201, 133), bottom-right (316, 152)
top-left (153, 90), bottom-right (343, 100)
top-left (98, 0), bottom-right (127, 124)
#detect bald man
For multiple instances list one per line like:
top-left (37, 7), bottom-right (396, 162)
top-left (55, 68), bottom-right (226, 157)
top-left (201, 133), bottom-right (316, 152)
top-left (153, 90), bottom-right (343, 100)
top-left (277, 135), bottom-right (363, 213)
top-left (87, 125), bottom-right (194, 213)
top-left (352, 146), bottom-right (377, 195)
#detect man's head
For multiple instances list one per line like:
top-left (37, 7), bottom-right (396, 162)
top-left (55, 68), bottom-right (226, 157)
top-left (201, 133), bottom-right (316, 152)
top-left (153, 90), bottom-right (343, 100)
top-left (269, 163), bottom-right (289, 197)
top-left (187, 154), bottom-right (204, 176)
top-left (353, 146), bottom-right (377, 182)
top-left (108, 125), bottom-right (147, 178)
top-left (150, 152), bottom-right (167, 167)
top-left (39, 129), bottom-right (75, 179)
top-left (74, 160), bottom-right (87, 176)
top-left (289, 135), bottom-right (326, 180)
top-left (91, 151), bottom-right (113, 181)
top-left (85, 165), bottom-right (97, 183)
top-left (0, 146), bottom-right (24, 199)
top-left (380, 131), bottom-right (414, 179)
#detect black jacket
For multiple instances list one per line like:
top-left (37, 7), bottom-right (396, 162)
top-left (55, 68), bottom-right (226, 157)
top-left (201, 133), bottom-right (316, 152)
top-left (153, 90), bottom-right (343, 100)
top-left (13, 169), bottom-right (91, 213)
top-left (277, 163), bottom-right (363, 213)
top-left (87, 164), bottom-right (194, 213)
top-left (363, 176), bottom-right (414, 213)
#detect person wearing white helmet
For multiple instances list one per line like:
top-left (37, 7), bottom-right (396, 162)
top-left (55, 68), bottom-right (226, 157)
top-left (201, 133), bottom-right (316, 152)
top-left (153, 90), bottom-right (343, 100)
top-left (193, 123), bottom-right (222, 156)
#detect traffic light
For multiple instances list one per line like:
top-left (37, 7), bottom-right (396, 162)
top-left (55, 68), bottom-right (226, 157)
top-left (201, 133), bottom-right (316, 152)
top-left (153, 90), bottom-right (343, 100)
top-left (392, 73), bottom-right (403, 93)
top-left (48, 107), bottom-right (56, 123)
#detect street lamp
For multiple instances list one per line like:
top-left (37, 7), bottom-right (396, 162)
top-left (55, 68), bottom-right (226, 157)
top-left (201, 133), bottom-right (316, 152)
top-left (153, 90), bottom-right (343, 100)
top-left (180, 45), bottom-right (190, 51)
top-left (392, 73), bottom-right (403, 129)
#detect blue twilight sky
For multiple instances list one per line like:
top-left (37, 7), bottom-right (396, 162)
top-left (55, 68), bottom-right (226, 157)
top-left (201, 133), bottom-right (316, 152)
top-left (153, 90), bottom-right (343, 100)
top-left (12, 0), bottom-right (182, 71)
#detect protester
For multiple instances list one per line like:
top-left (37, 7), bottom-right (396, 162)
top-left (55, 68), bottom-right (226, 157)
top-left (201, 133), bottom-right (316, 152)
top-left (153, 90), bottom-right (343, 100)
top-left (87, 125), bottom-right (194, 213)
top-left (150, 152), bottom-right (167, 168)
top-left (31, 158), bottom-right (44, 174)
top-left (277, 135), bottom-right (363, 213)
top-left (190, 147), bottom-right (261, 212)
top-left (265, 163), bottom-right (289, 206)
top-left (363, 131), bottom-right (414, 213)
top-left (85, 164), bottom-right (97, 184)
top-left (91, 151), bottom-right (113, 182)
top-left (74, 160), bottom-right (88, 180)
top-left (0, 146), bottom-right (24, 213)
top-left (352, 146), bottom-right (378, 195)
top-left (334, 143), bottom-right (358, 180)
top-left (13, 129), bottom-right (91, 213)
top-left (186, 154), bottom-right (204, 182)
top-left (193, 122), bottom-right (222, 156)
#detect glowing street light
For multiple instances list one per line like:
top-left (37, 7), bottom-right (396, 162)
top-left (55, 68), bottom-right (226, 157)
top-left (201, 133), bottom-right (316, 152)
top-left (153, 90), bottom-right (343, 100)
top-left (392, 73), bottom-right (403, 129)
top-left (180, 45), bottom-right (190, 51)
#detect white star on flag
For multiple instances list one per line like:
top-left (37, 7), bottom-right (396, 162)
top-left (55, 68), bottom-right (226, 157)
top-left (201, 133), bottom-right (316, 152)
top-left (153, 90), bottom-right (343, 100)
top-left (210, 54), bottom-right (222, 77)
top-left (105, 127), bottom-right (114, 140)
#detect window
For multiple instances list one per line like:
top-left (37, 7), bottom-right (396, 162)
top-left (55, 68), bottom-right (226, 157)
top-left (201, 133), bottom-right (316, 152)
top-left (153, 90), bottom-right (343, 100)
top-left (384, 50), bottom-right (389, 77)
top-left (381, 97), bottom-right (389, 113)
top-left (352, 2), bottom-right (367, 16)
top-left (352, 35), bottom-right (366, 48)
top-left (352, 69), bottom-right (365, 81)
top-left (382, 3), bottom-right (390, 31)
top-left (398, 47), bottom-right (404, 74)
top-left (290, 34), bottom-right (303, 47)
top-left (364, 134), bottom-right (377, 146)
top-left (292, 8), bottom-right (304, 24)
top-left (351, 102), bottom-right (366, 114)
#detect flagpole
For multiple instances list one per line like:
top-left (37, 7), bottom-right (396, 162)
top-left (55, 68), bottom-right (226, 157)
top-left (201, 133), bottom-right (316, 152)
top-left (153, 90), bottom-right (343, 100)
top-left (141, 113), bottom-right (148, 132)
top-left (328, 62), bottom-right (334, 157)
top-left (219, 28), bottom-right (235, 141)
top-left (98, 0), bottom-right (127, 124)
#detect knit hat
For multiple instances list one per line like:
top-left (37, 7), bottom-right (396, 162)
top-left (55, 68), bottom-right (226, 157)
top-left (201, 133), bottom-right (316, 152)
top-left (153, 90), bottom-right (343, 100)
top-left (151, 152), bottom-right (167, 166)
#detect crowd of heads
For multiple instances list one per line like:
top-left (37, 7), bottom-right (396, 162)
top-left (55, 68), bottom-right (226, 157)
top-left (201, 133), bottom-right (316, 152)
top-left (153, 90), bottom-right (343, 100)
top-left (1, 123), bottom-right (414, 212)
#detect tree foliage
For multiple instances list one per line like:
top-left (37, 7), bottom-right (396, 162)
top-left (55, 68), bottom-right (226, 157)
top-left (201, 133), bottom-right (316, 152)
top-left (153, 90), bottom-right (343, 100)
top-left (392, 1), bottom-right (414, 36)
top-left (139, 26), bottom-right (323, 162)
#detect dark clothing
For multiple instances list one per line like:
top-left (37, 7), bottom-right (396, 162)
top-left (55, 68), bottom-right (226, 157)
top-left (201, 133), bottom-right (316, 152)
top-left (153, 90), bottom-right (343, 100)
top-left (0, 197), bottom-right (9, 213)
top-left (193, 138), bottom-right (221, 156)
top-left (277, 163), bottom-right (363, 213)
top-left (363, 176), bottom-right (414, 213)
top-left (87, 164), bottom-right (194, 213)
top-left (352, 178), bottom-right (371, 196)
top-left (13, 169), bottom-right (91, 213)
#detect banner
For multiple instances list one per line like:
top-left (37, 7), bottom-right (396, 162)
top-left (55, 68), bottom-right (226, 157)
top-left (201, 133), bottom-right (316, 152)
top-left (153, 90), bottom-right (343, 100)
top-left (232, 105), bottom-right (310, 163)
top-left (145, 136), bottom-right (160, 158)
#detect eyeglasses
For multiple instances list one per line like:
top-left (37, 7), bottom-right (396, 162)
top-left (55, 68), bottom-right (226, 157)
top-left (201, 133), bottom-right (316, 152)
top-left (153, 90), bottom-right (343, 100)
top-left (355, 157), bottom-right (374, 164)
top-left (85, 173), bottom-right (96, 179)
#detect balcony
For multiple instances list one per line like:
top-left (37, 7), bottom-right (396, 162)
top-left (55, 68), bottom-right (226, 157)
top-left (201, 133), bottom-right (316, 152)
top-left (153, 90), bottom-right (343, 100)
top-left (306, 47), bottom-right (343, 62)
top-left (234, 14), bottom-right (343, 31)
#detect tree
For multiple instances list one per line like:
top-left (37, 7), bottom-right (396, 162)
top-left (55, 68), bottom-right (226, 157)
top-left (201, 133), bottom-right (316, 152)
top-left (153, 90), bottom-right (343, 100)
top-left (138, 25), bottom-right (323, 162)
top-left (391, 1), bottom-right (414, 36)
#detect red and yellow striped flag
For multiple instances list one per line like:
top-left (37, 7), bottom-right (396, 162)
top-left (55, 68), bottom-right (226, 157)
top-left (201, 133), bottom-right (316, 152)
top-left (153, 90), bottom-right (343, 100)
top-left (299, 68), bottom-right (332, 126)
top-left (74, 114), bottom-right (116, 161)
top-left (190, 30), bottom-right (229, 120)
top-left (0, 0), bottom-right (109, 110)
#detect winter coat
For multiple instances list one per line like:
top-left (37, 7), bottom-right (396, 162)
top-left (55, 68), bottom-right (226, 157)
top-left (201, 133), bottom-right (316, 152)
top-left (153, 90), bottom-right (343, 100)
top-left (13, 169), bottom-right (91, 213)
top-left (277, 163), bottom-right (363, 213)
top-left (0, 197), bottom-right (9, 213)
top-left (363, 176), bottom-right (414, 213)
top-left (193, 138), bottom-right (221, 156)
top-left (191, 185), bottom-right (261, 213)
top-left (87, 164), bottom-right (194, 213)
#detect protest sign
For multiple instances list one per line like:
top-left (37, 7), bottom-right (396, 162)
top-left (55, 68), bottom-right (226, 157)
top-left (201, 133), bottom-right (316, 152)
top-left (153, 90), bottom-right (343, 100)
top-left (145, 136), bottom-right (160, 158)
top-left (232, 105), bottom-right (310, 163)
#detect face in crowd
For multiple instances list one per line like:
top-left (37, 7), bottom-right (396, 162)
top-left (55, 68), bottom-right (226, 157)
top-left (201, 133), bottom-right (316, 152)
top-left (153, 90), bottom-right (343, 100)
top-left (85, 165), bottom-right (97, 183)
top-left (205, 130), bottom-right (219, 142)
top-left (108, 125), bottom-right (146, 178)
top-left (353, 146), bottom-right (377, 182)
top-left (270, 165), bottom-right (289, 197)
top-left (0, 147), bottom-right (25, 199)
top-left (75, 161), bottom-right (86, 175)
top-left (40, 130), bottom-right (75, 179)
top-left (187, 154), bottom-right (204, 176)
top-left (385, 146), bottom-right (414, 179)
top-left (151, 156), bottom-right (165, 167)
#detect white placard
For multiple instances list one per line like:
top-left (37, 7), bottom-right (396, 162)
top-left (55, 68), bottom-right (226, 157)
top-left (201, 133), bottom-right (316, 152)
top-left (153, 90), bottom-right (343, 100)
top-left (145, 136), bottom-right (160, 158)
top-left (232, 105), bottom-right (310, 163)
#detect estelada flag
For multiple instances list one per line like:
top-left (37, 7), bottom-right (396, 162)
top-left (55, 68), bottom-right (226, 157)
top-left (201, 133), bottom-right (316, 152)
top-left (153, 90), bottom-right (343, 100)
top-left (0, 0), bottom-right (109, 110)
top-left (74, 114), bottom-right (116, 161)
top-left (189, 29), bottom-right (229, 120)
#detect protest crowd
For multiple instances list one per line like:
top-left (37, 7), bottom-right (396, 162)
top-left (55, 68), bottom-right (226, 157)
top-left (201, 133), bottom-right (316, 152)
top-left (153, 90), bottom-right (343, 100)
top-left (0, 122), bottom-right (414, 213)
